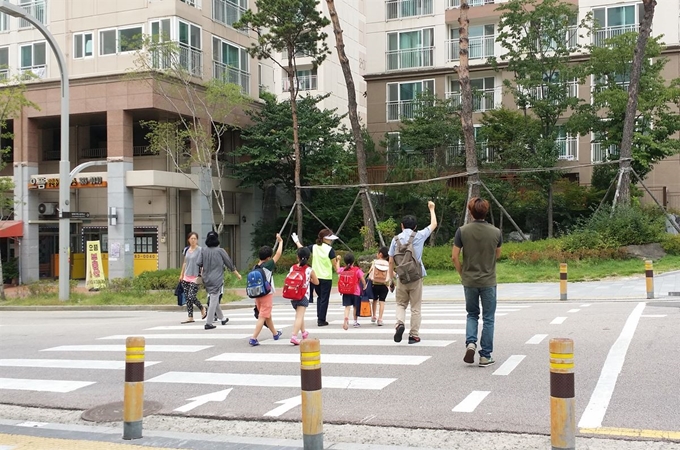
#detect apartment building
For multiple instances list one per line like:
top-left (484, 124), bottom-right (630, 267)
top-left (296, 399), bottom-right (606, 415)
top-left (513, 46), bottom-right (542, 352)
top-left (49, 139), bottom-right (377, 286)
top-left (364, 0), bottom-right (680, 208)
top-left (0, 0), bottom-right (274, 282)
top-left (272, 0), bottom-right (367, 124)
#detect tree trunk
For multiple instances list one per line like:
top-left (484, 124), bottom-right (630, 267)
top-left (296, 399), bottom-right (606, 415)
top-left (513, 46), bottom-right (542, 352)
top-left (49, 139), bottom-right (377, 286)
top-left (617, 0), bottom-right (656, 206)
top-left (325, 0), bottom-right (375, 249)
top-left (287, 57), bottom-right (304, 240)
top-left (458, 2), bottom-right (480, 224)
top-left (547, 184), bottom-right (554, 238)
top-left (0, 258), bottom-right (5, 301)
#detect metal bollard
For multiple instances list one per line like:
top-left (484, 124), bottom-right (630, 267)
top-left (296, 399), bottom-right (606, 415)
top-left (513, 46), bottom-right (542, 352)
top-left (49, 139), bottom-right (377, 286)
top-left (550, 338), bottom-right (575, 450)
top-left (123, 336), bottom-right (145, 440)
top-left (645, 260), bottom-right (654, 299)
top-left (300, 338), bottom-right (323, 450)
top-left (559, 263), bottom-right (568, 301)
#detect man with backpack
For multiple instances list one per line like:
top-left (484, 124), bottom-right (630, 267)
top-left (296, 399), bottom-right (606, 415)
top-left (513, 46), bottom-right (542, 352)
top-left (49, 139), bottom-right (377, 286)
top-left (389, 200), bottom-right (437, 344)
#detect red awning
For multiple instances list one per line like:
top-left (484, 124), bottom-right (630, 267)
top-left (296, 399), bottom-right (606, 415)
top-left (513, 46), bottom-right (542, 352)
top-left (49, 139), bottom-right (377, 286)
top-left (0, 221), bottom-right (23, 238)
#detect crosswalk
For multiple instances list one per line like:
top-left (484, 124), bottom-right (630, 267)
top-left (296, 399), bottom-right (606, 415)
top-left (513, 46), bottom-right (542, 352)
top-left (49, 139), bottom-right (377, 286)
top-left (0, 303), bottom-right (533, 414)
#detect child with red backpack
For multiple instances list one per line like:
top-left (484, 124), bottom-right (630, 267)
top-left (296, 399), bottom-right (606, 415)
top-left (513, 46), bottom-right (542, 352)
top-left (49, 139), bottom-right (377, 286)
top-left (282, 247), bottom-right (319, 345)
top-left (335, 253), bottom-right (366, 330)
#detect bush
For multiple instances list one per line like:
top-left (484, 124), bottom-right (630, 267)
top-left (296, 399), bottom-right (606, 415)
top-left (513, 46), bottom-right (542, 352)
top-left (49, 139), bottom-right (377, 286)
top-left (134, 269), bottom-right (180, 290)
top-left (572, 206), bottom-right (665, 248)
top-left (662, 235), bottom-right (680, 255)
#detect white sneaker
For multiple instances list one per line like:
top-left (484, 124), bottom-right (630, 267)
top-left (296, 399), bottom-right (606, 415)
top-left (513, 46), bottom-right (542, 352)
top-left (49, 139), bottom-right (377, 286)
top-left (464, 343), bottom-right (476, 364)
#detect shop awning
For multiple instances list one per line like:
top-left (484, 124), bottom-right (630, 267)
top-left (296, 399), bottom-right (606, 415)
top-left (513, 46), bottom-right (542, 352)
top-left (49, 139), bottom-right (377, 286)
top-left (0, 221), bottom-right (23, 238)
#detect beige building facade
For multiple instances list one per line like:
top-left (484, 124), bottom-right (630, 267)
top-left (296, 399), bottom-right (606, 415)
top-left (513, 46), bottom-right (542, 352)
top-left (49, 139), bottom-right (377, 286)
top-left (0, 0), bottom-right (274, 282)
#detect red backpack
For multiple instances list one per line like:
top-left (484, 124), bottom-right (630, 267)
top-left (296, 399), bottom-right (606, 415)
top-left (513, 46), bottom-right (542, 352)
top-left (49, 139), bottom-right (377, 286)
top-left (338, 267), bottom-right (358, 295)
top-left (282, 264), bottom-right (308, 300)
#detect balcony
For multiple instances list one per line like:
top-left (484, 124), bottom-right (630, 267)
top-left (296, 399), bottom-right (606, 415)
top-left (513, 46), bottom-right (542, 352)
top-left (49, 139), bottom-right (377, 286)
top-left (448, 0), bottom-right (494, 7)
top-left (180, 0), bottom-right (202, 8)
top-left (19, 64), bottom-right (47, 80)
top-left (446, 86), bottom-right (501, 112)
top-left (42, 149), bottom-right (60, 161)
top-left (386, 149), bottom-right (436, 168)
top-left (0, 68), bottom-right (8, 80)
top-left (386, 47), bottom-right (434, 71)
top-left (386, 0), bottom-right (433, 20)
top-left (529, 80), bottom-right (579, 102)
top-left (281, 75), bottom-right (318, 92)
top-left (447, 143), bottom-right (493, 164)
top-left (593, 24), bottom-right (639, 47)
top-left (213, 0), bottom-right (246, 28)
top-left (213, 61), bottom-right (250, 94)
top-left (591, 142), bottom-right (619, 163)
top-left (387, 100), bottom-right (419, 121)
top-left (447, 35), bottom-right (494, 61)
top-left (81, 147), bottom-right (106, 159)
top-left (19, 0), bottom-right (45, 28)
top-left (178, 44), bottom-right (203, 78)
top-left (133, 145), bottom-right (155, 157)
top-left (556, 137), bottom-right (577, 161)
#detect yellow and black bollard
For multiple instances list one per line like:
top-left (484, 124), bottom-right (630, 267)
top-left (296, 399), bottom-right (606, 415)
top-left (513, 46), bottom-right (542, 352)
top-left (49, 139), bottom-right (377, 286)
top-left (123, 336), bottom-right (145, 440)
top-left (645, 260), bottom-right (654, 299)
top-left (300, 338), bottom-right (323, 450)
top-left (550, 338), bottom-right (575, 450)
top-left (559, 263), bottom-right (568, 301)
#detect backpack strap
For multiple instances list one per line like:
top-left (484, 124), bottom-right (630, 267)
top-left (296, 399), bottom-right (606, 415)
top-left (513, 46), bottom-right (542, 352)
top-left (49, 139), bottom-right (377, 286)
top-left (407, 230), bottom-right (417, 244)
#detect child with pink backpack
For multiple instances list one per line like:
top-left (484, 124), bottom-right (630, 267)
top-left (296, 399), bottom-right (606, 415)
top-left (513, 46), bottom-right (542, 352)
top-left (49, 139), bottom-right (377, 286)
top-left (335, 253), bottom-right (366, 330)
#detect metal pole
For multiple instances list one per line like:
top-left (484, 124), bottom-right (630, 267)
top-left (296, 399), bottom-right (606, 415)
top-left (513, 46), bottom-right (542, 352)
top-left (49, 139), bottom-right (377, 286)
top-left (559, 263), bottom-right (568, 301)
top-left (300, 338), bottom-right (323, 450)
top-left (123, 336), bottom-right (145, 440)
top-left (0, 2), bottom-right (71, 300)
top-left (549, 338), bottom-right (575, 450)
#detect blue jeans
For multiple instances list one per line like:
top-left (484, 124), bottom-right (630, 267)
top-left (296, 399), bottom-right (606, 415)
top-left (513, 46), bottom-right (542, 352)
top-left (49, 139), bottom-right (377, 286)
top-left (464, 286), bottom-right (497, 358)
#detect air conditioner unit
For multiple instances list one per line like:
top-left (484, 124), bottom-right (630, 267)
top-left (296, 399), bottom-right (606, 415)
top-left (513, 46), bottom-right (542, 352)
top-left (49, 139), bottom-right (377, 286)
top-left (38, 202), bottom-right (58, 216)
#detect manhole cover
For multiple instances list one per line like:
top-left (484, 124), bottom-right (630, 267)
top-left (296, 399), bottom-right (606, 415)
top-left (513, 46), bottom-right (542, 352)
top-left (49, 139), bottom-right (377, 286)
top-left (81, 401), bottom-right (163, 422)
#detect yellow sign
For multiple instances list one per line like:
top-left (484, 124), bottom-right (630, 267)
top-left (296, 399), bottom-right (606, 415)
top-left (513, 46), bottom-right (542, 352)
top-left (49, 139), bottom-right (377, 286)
top-left (28, 176), bottom-right (108, 190)
top-left (86, 240), bottom-right (107, 290)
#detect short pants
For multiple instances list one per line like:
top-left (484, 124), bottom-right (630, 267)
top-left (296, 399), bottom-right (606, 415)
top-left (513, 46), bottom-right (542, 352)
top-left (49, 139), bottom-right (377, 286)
top-left (291, 296), bottom-right (310, 309)
top-left (255, 293), bottom-right (273, 319)
top-left (371, 284), bottom-right (389, 302)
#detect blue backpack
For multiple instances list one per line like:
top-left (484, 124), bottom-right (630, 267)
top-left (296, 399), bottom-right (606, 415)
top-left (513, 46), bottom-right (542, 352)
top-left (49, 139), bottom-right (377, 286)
top-left (246, 264), bottom-right (272, 298)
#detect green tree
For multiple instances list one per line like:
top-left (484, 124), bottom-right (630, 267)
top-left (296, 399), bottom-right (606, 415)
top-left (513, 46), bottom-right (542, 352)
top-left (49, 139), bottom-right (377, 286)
top-left (490, 0), bottom-right (587, 237)
top-left (478, 108), bottom-right (542, 168)
top-left (235, 0), bottom-right (330, 242)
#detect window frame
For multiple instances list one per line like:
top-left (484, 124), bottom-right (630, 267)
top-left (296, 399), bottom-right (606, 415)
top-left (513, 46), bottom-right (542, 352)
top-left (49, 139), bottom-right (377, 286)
top-left (99, 25), bottom-right (144, 56)
top-left (386, 79), bottom-right (435, 121)
top-left (0, 46), bottom-right (9, 79)
top-left (73, 31), bottom-right (94, 59)
top-left (0, 12), bottom-right (9, 32)
top-left (19, 41), bottom-right (46, 70)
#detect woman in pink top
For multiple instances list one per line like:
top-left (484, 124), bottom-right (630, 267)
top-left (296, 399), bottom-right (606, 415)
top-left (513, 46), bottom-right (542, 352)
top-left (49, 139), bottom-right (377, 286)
top-left (179, 232), bottom-right (206, 323)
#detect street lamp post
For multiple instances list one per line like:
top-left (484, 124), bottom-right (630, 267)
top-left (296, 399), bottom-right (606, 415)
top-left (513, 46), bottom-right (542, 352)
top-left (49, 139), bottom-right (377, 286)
top-left (0, 1), bottom-right (70, 300)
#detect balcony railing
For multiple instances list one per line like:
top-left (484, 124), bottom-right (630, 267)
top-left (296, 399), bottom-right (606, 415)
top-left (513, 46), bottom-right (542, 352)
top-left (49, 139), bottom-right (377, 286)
top-left (178, 44), bottom-right (203, 78)
top-left (593, 24), bottom-right (639, 47)
top-left (19, 64), bottom-right (47, 80)
top-left (42, 149), bottom-right (60, 161)
top-left (529, 80), bottom-right (579, 102)
top-left (386, 47), bottom-right (434, 71)
top-left (386, 149), bottom-right (435, 168)
top-left (213, 61), bottom-right (250, 94)
top-left (213, 0), bottom-right (246, 28)
top-left (133, 145), bottom-right (155, 156)
top-left (446, 143), bottom-right (493, 164)
top-left (19, 0), bottom-right (46, 27)
top-left (386, 0), bottom-right (433, 20)
top-left (0, 69), bottom-right (8, 80)
top-left (448, 0), bottom-right (494, 8)
top-left (281, 74), bottom-right (318, 92)
top-left (81, 147), bottom-right (107, 159)
top-left (180, 0), bottom-right (202, 8)
top-left (591, 142), bottom-right (619, 163)
top-left (446, 87), bottom-right (501, 112)
top-left (387, 100), bottom-right (419, 121)
top-left (556, 137), bottom-right (577, 161)
top-left (447, 35), bottom-right (495, 61)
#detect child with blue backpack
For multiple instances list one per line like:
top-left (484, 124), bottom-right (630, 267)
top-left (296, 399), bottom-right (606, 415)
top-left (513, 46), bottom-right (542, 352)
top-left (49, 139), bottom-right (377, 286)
top-left (247, 234), bottom-right (284, 346)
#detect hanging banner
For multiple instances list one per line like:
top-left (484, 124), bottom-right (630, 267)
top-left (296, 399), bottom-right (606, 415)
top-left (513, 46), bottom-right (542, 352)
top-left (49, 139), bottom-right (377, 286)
top-left (86, 240), bottom-right (107, 290)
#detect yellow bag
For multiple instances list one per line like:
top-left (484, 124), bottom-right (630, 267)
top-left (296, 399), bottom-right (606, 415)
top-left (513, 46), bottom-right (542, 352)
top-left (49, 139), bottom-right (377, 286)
top-left (359, 301), bottom-right (372, 318)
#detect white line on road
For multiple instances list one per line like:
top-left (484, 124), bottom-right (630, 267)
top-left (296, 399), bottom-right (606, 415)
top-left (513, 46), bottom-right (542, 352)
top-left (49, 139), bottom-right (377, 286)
top-left (207, 352), bottom-right (430, 365)
top-left (264, 395), bottom-right (301, 417)
top-left (307, 328), bottom-right (465, 335)
top-left (640, 314), bottom-right (667, 318)
top-left (567, 309), bottom-right (581, 313)
top-left (259, 339), bottom-right (455, 347)
top-left (174, 389), bottom-right (233, 413)
top-left (550, 317), bottom-right (567, 325)
top-left (147, 371), bottom-right (396, 390)
top-left (492, 355), bottom-right (526, 376)
top-left (331, 319), bottom-right (466, 325)
top-left (146, 325), bottom-right (292, 331)
top-left (98, 334), bottom-right (250, 340)
top-left (525, 334), bottom-right (548, 345)
top-left (0, 378), bottom-right (95, 393)
top-left (452, 391), bottom-right (490, 412)
top-left (580, 304), bottom-right (592, 307)
top-left (41, 345), bottom-right (212, 353)
top-left (0, 359), bottom-right (160, 370)
top-left (578, 302), bottom-right (646, 429)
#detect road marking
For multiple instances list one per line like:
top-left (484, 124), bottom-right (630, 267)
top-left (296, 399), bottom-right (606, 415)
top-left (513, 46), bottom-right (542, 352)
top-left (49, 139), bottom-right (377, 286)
top-left (578, 302), bottom-right (646, 429)
top-left (580, 426), bottom-right (680, 440)
top-left (550, 317), bottom-right (567, 325)
top-left (264, 395), bottom-right (301, 417)
top-left (567, 309), bottom-right (581, 313)
top-left (98, 334), bottom-right (250, 340)
top-left (331, 319), bottom-right (466, 325)
top-left (174, 388), bottom-right (233, 413)
top-left (492, 355), bottom-right (526, 376)
top-left (580, 304), bottom-right (592, 307)
top-left (147, 371), bottom-right (396, 390)
top-left (452, 391), bottom-right (490, 412)
top-left (640, 314), bottom-right (666, 318)
top-left (525, 334), bottom-right (548, 345)
top-left (207, 352), bottom-right (430, 365)
top-left (304, 328), bottom-right (465, 335)
top-left (0, 378), bottom-right (95, 393)
top-left (146, 325), bottom-right (292, 331)
top-left (260, 339), bottom-right (455, 347)
top-left (0, 359), bottom-right (160, 370)
top-left (41, 345), bottom-right (211, 353)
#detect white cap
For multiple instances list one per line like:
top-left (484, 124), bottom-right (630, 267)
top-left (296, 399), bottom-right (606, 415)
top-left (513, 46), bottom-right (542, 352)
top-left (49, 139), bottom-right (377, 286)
top-left (326, 234), bottom-right (339, 241)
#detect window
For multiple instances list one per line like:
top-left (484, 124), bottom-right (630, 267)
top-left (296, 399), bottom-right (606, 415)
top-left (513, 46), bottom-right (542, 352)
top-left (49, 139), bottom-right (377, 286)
top-left (386, 28), bottom-right (434, 71)
top-left (100, 26), bottom-right (143, 56)
top-left (449, 0), bottom-right (494, 7)
top-left (0, 47), bottom-right (8, 79)
top-left (282, 68), bottom-right (317, 92)
top-left (178, 20), bottom-right (202, 76)
top-left (19, 0), bottom-right (46, 28)
top-left (448, 77), bottom-right (496, 112)
top-left (386, 79), bottom-right (434, 121)
top-left (593, 3), bottom-right (643, 46)
top-left (0, 12), bottom-right (8, 32)
top-left (386, 0), bottom-right (433, 20)
top-left (555, 126), bottom-right (577, 161)
top-left (180, 0), bottom-right (202, 8)
top-left (73, 32), bottom-right (93, 59)
top-left (212, 36), bottom-right (250, 93)
top-left (591, 132), bottom-right (619, 163)
top-left (448, 24), bottom-right (494, 61)
top-left (20, 42), bottom-right (46, 77)
top-left (213, 0), bottom-right (248, 28)
top-left (135, 234), bottom-right (158, 253)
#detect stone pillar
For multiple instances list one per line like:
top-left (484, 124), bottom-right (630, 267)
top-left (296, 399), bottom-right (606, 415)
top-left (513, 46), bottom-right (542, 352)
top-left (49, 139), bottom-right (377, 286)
top-left (107, 110), bottom-right (134, 280)
top-left (237, 187), bottom-right (263, 269)
top-left (13, 117), bottom-right (40, 283)
top-left (190, 165), bottom-right (213, 243)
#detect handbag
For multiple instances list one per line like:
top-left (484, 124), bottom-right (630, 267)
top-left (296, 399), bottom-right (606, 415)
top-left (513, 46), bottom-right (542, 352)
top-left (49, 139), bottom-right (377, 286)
top-left (359, 300), bottom-right (372, 318)
top-left (177, 292), bottom-right (186, 307)
top-left (195, 275), bottom-right (203, 286)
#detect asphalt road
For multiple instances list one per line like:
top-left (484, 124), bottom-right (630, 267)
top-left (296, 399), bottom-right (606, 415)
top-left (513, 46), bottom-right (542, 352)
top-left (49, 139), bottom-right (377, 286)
top-left (0, 299), bottom-right (678, 442)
